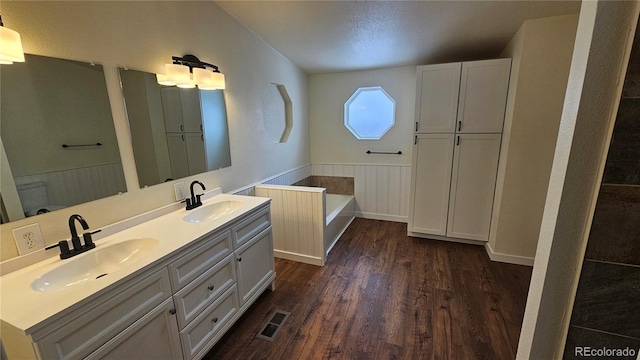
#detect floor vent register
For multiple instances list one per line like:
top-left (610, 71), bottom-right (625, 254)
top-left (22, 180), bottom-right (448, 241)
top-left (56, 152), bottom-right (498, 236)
top-left (256, 310), bottom-right (290, 342)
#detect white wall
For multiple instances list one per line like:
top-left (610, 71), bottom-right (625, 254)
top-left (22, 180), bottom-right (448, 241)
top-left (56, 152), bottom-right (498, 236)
top-left (0, 1), bottom-right (309, 260)
top-left (487, 14), bottom-right (579, 263)
top-left (517, 1), bottom-right (639, 358)
top-left (309, 66), bottom-right (415, 221)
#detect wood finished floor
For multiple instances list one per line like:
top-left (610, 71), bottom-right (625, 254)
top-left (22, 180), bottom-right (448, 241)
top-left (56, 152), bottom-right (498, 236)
top-left (204, 218), bottom-right (532, 360)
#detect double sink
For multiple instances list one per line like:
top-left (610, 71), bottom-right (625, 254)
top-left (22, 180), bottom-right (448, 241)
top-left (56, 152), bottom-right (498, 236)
top-left (30, 199), bottom-right (244, 293)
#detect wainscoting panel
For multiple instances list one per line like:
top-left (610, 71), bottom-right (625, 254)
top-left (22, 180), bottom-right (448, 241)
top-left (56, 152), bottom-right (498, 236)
top-left (14, 163), bottom-right (126, 207)
top-left (231, 165), bottom-right (312, 196)
top-left (255, 185), bottom-right (325, 266)
top-left (312, 164), bottom-right (411, 223)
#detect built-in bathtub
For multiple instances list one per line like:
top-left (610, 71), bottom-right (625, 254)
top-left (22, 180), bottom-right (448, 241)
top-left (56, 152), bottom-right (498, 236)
top-left (255, 179), bottom-right (355, 266)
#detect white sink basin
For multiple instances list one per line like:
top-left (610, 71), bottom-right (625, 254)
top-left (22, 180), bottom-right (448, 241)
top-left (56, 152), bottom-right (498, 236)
top-left (31, 238), bottom-right (159, 292)
top-left (183, 200), bottom-right (244, 223)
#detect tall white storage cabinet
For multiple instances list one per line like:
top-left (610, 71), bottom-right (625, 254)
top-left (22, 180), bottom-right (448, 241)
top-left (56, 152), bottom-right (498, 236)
top-left (409, 58), bottom-right (511, 242)
top-left (161, 88), bottom-right (207, 179)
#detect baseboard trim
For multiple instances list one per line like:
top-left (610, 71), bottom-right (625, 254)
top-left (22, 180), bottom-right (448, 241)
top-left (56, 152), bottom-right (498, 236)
top-left (484, 242), bottom-right (535, 266)
top-left (407, 231), bottom-right (487, 246)
top-left (355, 212), bottom-right (407, 223)
top-left (274, 249), bottom-right (323, 266)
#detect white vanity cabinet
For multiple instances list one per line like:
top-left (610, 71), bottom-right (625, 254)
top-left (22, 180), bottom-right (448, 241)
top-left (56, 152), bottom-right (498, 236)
top-left (409, 58), bottom-right (511, 242)
top-left (32, 267), bottom-right (178, 360)
top-left (169, 204), bottom-right (274, 360)
top-left (2, 200), bottom-right (275, 360)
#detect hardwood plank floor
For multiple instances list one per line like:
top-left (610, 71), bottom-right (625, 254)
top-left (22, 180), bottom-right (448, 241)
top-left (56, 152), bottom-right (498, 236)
top-left (204, 218), bottom-right (532, 360)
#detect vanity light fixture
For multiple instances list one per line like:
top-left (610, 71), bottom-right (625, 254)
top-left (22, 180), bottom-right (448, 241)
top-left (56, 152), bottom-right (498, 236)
top-left (0, 15), bottom-right (25, 65)
top-left (156, 54), bottom-right (225, 90)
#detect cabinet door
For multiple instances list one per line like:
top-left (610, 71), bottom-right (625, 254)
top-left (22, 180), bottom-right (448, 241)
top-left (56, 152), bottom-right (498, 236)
top-left (415, 63), bottom-right (461, 133)
top-left (409, 134), bottom-right (455, 236)
top-left (86, 298), bottom-right (183, 360)
top-left (456, 58), bottom-right (511, 133)
top-left (447, 134), bottom-right (501, 241)
top-left (235, 227), bottom-right (275, 304)
top-left (161, 87), bottom-right (184, 133)
top-left (184, 133), bottom-right (206, 175)
top-left (180, 88), bottom-right (203, 132)
top-left (166, 133), bottom-right (190, 179)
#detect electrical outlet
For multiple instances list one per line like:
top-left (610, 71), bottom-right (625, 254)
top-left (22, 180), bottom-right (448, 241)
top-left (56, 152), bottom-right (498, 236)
top-left (174, 181), bottom-right (186, 201)
top-left (13, 223), bottom-right (45, 256)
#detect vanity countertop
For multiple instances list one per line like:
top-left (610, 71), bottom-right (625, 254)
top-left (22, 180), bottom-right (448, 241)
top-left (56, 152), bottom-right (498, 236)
top-left (0, 193), bottom-right (270, 335)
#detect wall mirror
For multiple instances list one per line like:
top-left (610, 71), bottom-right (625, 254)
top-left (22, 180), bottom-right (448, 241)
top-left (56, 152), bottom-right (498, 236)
top-left (0, 54), bottom-right (127, 224)
top-left (118, 68), bottom-right (231, 188)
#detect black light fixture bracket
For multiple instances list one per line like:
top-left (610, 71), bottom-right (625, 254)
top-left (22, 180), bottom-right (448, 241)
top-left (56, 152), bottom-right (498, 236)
top-left (172, 54), bottom-right (220, 73)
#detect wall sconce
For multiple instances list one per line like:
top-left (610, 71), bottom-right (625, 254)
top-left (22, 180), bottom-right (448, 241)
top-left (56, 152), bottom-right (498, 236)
top-left (0, 15), bottom-right (25, 64)
top-left (156, 54), bottom-right (225, 90)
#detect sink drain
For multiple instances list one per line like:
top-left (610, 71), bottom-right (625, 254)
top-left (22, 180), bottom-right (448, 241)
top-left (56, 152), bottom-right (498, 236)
top-left (96, 274), bottom-right (108, 279)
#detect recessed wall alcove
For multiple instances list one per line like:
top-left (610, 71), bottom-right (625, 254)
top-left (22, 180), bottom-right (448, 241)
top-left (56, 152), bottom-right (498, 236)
top-left (263, 83), bottom-right (293, 143)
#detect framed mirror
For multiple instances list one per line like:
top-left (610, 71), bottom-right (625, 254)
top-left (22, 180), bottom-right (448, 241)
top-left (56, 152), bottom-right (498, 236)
top-left (118, 68), bottom-right (231, 188)
top-left (0, 54), bottom-right (126, 223)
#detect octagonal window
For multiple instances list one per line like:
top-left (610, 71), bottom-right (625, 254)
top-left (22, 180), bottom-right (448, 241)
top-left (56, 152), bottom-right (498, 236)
top-left (344, 86), bottom-right (396, 140)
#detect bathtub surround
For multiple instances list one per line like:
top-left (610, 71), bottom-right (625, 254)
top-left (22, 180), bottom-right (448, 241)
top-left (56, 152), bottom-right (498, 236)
top-left (312, 163), bottom-right (411, 223)
top-left (292, 176), bottom-right (354, 195)
top-left (255, 184), bottom-right (355, 266)
top-left (0, 1), bottom-right (309, 261)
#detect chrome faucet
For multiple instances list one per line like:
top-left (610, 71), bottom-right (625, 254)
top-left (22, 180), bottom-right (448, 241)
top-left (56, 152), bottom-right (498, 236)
top-left (45, 214), bottom-right (101, 259)
top-left (186, 180), bottom-right (206, 210)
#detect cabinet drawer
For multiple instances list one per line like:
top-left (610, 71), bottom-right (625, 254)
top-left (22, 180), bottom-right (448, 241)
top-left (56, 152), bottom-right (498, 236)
top-left (173, 254), bottom-right (236, 329)
top-left (169, 230), bottom-right (232, 291)
top-left (35, 268), bottom-right (172, 360)
top-left (232, 206), bottom-right (270, 249)
top-left (180, 285), bottom-right (239, 360)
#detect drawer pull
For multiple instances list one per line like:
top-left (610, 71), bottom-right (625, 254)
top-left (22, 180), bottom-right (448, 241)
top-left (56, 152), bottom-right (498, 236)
top-left (212, 317), bottom-right (218, 323)
top-left (169, 308), bottom-right (176, 315)
top-left (208, 285), bottom-right (215, 291)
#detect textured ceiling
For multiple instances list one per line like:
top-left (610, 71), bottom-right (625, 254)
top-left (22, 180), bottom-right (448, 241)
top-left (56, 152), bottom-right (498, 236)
top-left (216, 1), bottom-right (582, 74)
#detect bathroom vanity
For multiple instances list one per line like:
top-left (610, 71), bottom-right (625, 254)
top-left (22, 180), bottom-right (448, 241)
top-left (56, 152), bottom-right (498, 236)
top-left (0, 192), bottom-right (275, 360)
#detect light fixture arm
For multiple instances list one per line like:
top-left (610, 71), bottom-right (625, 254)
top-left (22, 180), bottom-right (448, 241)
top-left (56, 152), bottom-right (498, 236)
top-left (172, 54), bottom-right (220, 73)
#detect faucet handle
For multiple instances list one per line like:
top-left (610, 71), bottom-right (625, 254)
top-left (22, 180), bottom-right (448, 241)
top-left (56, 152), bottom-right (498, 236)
top-left (82, 230), bottom-right (101, 249)
top-left (45, 240), bottom-right (72, 259)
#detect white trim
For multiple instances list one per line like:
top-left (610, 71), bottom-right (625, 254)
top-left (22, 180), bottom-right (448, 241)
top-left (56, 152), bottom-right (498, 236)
top-left (273, 249), bottom-right (323, 266)
top-left (407, 231), bottom-right (486, 246)
top-left (355, 211), bottom-right (407, 223)
top-left (325, 216), bottom-right (355, 256)
top-left (228, 164), bottom-right (311, 195)
top-left (484, 242), bottom-right (535, 267)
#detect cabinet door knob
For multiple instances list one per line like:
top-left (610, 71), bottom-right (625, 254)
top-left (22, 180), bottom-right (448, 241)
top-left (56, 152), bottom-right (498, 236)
top-left (212, 317), bottom-right (218, 323)
top-left (208, 285), bottom-right (214, 291)
top-left (169, 308), bottom-right (176, 315)
top-left (237, 257), bottom-right (242, 262)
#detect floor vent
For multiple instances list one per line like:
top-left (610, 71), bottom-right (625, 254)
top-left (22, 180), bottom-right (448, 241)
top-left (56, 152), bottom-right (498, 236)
top-left (256, 310), bottom-right (290, 342)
